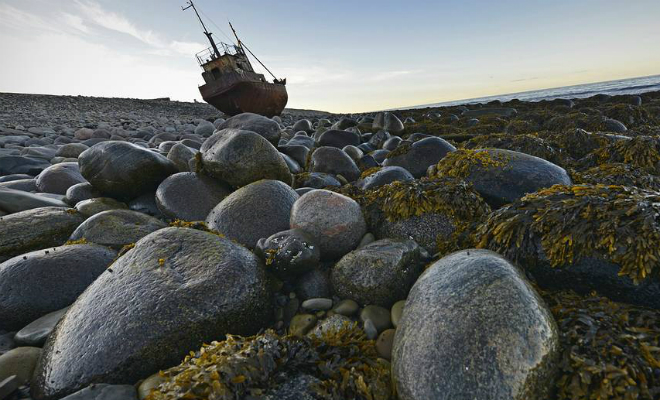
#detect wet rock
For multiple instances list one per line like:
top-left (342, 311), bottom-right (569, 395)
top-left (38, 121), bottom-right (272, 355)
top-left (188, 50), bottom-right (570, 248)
top-left (155, 172), bottom-right (232, 221)
top-left (14, 307), bottom-right (68, 347)
top-left (60, 384), bottom-right (138, 400)
top-left (289, 314), bottom-right (317, 337)
top-left (392, 249), bottom-right (559, 400)
top-left (391, 300), bottom-right (405, 328)
top-left (0, 347), bottom-right (41, 386)
top-left (0, 188), bottom-right (68, 214)
top-left (603, 118), bottom-right (628, 133)
top-left (292, 119), bottom-right (313, 133)
top-left (64, 182), bottom-right (102, 206)
top-left (360, 305), bottom-right (391, 333)
top-left (128, 192), bottom-right (162, 217)
top-left (290, 189), bottom-right (366, 260)
top-left (301, 298), bottom-right (333, 311)
top-left (254, 229), bottom-right (320, 277)
top-left (376, 329), bottom-right (395, 360)
top-left (0, 244), bottom-right (116, 331)
top-left (0, 156), bottom-right (50, 176)
top-left (166, 143), bottom-right (196, 172)
top-left (0, 178), bottom-right (37, 192)
top-left (217, 113), bottom-right (281, 145)
top-left (200, 129), bottom-right (291, 188)
top-left (36, 162), bottom-right (86, 195)
top-left (281, 152), bottom-right (302, 174)
top-left (194, 120), bottom-right (215, 137)
top-left (332, 299), bottom-right (359, 316)
top-left (342, 145), bottom-right (363, 163)
top-left (32, 227), bottom-right (272, 400)
top-left (357, 166), bottom-right (414, 190)
top-left (55, 143), bottom-right (88, 159)
top-left (383, 137), bottom-right (456, 178)
top-left (0, 207), bottom-right (85, 262)
top-left (0, 174), bottom-right (32, 183)
top-left (79, 141), bottom-right (177, 201)
top-left (384, 113), bottom-right (404, 135)
top-left (382, 136), bottom-right (402, 151)
top-left (0, 375), bottom-right (19, 400)
top-left (206, 180), bottom-right (298, 249)
top-left (309, 147), bottom-right (360, 182)
top-left (280, 145), bottom-right (309, 167)
top-left (74, 197), bottom-right (127, 217)
top-left (332, 239), bottom-right (424, 307)
top-left (69, 209), bottom-right (166, 249)
top-left (292, 172), bottom-right (341, 189)
top-left (294, 267), bottom-right (332, 300)
top-left (317, 129), bottom-right (360, 148)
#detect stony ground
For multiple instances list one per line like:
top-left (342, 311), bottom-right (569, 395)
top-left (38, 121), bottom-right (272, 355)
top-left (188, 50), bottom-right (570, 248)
top-left (1, 91), bottom-right (660, 400)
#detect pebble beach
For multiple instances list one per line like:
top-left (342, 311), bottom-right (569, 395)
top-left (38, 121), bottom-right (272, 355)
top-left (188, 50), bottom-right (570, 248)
top-left (1, 90), bottom-right (660, 400)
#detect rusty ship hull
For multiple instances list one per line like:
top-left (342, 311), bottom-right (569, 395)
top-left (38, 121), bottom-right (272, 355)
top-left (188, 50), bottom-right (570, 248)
top-left (199, 76), bottom-right (288, 117)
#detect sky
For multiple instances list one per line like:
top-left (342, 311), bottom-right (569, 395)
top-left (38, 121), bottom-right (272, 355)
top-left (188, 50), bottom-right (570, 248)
top-left (0, 0), bottom-right (659, 113)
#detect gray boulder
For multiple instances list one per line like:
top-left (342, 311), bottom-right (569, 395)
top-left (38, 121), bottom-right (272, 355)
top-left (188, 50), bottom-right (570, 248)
top-left (290, 189), bottom-right (366, 260)
top-left (254, 229), bottom-right (320, 277)
top-left (74, 198), bottom-right (127, 217)
top-left (392, 249), bottom-right (559, 400)
top-left (78, 141), bottom-right (177, 201)
top-left (0, 188), bottom-right (68, 214)
top-left (217, 112), bottom-right (281, 145)
top-left (383, 137), bottom-right (456, 178)
top-left (60, 384), bottom-right (137, 400)
top-left (0, 207), bottom-right (85, 262)
top-left (69, 209), bottom-right (166, 249)
top-left (206, 180), bottom-right (298, 249)
top-left (384, 113), bottom-right (405, 135)
top-left (0, 244), bottom-right (116, 331)
top-left (36, 162), bottom-right (86, 195)
top-left (357, 166), bottom-right (414, 190)
top-left (31, 227), bottom-right (272, 399)
top-left (331, 239), bottom-right (424, 307)
top-left (194, 120), bottom-right (215, 137)
top-left (0, 156), bottom-right (50, 176)
top-left (166, 143), bottom-right (196, 172)
top-left (14, 307), bottom-right (69, 347)
top-left (155, 172), bottom-right (232, 221)
top-left (55, 144), bottom-right (88, 159)
top-left (317, 129), bottom-right (360, 148)
top-left (309, 146), bottom-right (360, 182)
top-left (200, 129), bottom-right (291, 188)
top-left (64, 182), bottom-right (102, 206)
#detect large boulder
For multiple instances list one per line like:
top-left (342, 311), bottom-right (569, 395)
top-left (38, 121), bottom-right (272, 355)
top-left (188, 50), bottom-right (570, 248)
top-left (356, 166), bottom-right (414, 190)
top-left (200, 129), bottom-right (291, 188)
top-left (31, 227), bottom-right (272, 400)
top-left (0, 207), bottom-right (85, 262)
top-left (392, 249), bottom-right (559, 400)
top-left (217, 113), bottom-right (281, 145)
top-left (290, 189), bottom-right (366, 260)
top-left (309, 146), bottom-right (360, 182)
top-left (0, 188), bottom-right (68, 214)
top-left (331, 239), bottom-right (424, 307)
top-left (0, 156), bottom-right (49, 176)
top-left (64, 182), bottom-right (102, 206)
top-left (383, 137), bottom-right (456, 178)
top-left (78, 141), bottom-right (177, 201)
top-left (36, 162), bottom-right (86, 195)
top-left (68, 209), bottom-right (167, 249)
top-left (0, 244), bottom-right (116, 331)
top-left (206, 180), bottom-right (298, 249)
top-left (316, 129), bottom-right (360, 149)
top-left (155, 172), bottom-right (232, 221)
top-left (431, 148), bottom-right (571, 208)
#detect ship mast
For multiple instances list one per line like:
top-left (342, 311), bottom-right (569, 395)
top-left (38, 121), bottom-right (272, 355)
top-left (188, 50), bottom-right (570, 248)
top-left (228, 21), bottom-right (280, 82)
top-left (182, 1), bottom-right (221, 59)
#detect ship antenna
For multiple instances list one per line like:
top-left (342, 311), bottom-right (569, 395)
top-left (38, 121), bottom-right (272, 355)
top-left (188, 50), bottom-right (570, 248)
top-left (182, 1), bottom-right (221, 59)
top-left (228, 21), bottom-right (281, 82)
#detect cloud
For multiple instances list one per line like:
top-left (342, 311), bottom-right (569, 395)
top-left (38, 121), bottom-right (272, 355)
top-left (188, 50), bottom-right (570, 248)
top-left (60, 12), bottom-right (89, 33)
top-left (0, 3), bottom-right (60, 33)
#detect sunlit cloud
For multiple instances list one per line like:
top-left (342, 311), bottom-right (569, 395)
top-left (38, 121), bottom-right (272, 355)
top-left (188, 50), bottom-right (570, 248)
top-left (59, 12), bottom-right (89, 34)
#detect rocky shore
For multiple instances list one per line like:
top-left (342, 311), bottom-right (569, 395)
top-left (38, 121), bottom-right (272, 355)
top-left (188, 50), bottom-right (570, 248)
top-left (1, 90), bottom-right (660, 400)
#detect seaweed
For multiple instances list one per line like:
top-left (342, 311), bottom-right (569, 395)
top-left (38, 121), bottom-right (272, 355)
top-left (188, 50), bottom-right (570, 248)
top-left (475, 184), bottom-right (660, 283)
top-left (542, 289), bottom-right (660, 400)
top-left (571, 163), bottom-right (660, 191)
top-left (145, 323), bottom-right (393, 400)
top-left (463, 133), bottom-right (560, 163)
top-left (359, 167), bottom-right (382, 180)
top-left (428, 148), bottom-right (509, 180)
top-left (593, 136), bottom-right (660, 172)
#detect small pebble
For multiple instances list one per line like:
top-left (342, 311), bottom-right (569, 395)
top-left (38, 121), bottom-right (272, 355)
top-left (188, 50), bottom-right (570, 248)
top-left (364, 319), bottom-right (378, 340)
top-left (333, 299), bottom-right (359, 317)
top-left (391, 300), bottom-right (406, 328)
top-left (360, 305), bottom-right (392, 333)
top-left (376, 329), bottom-right (396, 360)
top-left (289, 314), bottom-right (317, 337)
top-left (301, 297), bottom-right (333, 311)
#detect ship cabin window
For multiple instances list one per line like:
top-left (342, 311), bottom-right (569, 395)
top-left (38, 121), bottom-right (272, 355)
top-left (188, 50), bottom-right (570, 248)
top-left (211, 68), bottom-right (222, 80)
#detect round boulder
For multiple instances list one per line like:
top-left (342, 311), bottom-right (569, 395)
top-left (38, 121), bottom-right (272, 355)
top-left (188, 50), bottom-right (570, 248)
top-left (64, 182), bottom-right (102, 206)
top-left (290, 189), bottom-right (366, 260)
top-left (217, 112), bottom-right (281, 145)
top-left (357, 166), bottom-right (414, 190)
top-left (309, 147), bottom-right (360, 182)
top-left (0, 244), bottom-right (116, 331)
top-left (317, 130), bottom-right (360, 149)
top-left (68, 209), bottom-right (167, 249)
top-left (206, 180), bottom-right (298, 249)
top-left (383, 137), bottom-right (456, 178)
top-left (155, 172), bottom-right (232, 221)
top-left (78, 141), bottom-right (177, 201)
top-left (254, 229), bottom-right (320, 277)
top-left (36, 162), bottom-right (86, 195)
top-left (331, 239), bottom-right (424, 307)
top-left (200, 129), bottom-right (291, 188)
top-left (392, 249), bottom-right (559, 400)
top-left (31, 227), bottom-right (272, 400)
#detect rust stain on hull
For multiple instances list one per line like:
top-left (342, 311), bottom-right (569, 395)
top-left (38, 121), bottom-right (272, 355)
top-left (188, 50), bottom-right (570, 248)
top-left (200, 80), bottom-right (288, 118)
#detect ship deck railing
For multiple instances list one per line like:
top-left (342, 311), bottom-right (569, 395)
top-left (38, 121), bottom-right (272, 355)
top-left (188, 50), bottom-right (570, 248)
top-left (195, 43), bottom-right (241, 66)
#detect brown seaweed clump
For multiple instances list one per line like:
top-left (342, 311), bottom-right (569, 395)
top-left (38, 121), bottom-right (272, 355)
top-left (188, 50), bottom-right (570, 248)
top-left (571, 163), bottom-right (660, 192)
top-left (462, 133), bottom-right (560, 163)
top-left (593, 136), bottom-right (660, 172)
top-left (543, 289), bottom-right (660, 400)
top-left (539, 129), bottom-right (615, 163)
top-left (476, 184), bottom-right (660, 283)
top-left (145, 324), bottom-right (393, 400)
top-left (428, 148), bottom-right (509, 180)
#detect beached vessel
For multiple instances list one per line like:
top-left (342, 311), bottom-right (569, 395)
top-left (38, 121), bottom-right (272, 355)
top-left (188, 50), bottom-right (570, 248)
top-left (183, 1), bottom-right (288, 117)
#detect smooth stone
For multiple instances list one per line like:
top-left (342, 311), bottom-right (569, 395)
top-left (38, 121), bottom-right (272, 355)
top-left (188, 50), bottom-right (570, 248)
top-left (392, 249), bottom-right (559, 400)
top-left (0, 207), bottom-right (85, 262)
top-left (166, 143), bottom-right (196, 172)
top-left (317, 129), bottom-right (360, 148)
top-left (332, 239), bottom-right (424, 307)
top-left (290, 189), bottom-right (366, 260)
top-left (363, 319), bottom-right (378, 340)
top-left (0, 156), bottom-right (50, 176)
top-left (200, 129), bottom-right (291, 188)
top-left (360, 305), bottom-right (392, 333)
top-left (289, 314), bottom-right (317, 337)
top-left (217, 112), bottom-right (281, 145)
top-left (281, 152), bottom-right (301, 174)
top-left (292, 119), bottom-right (313, 133)
top-left (64, 182), bottom-right (102, 206)
top-left (194, 120), bottom-right (215, 137)
top-left (254, 229), bottom-right (320, 277)
top-left (79, 141), bottom-right (177, 201)
top-left (155, 172), bottom-right (232, 221)
top-left (0, 245), bottom-right (116, 331)
top-left (21, 147), bottom-right (57, 160)
top-left (59, 384), bottom-right (138, 400)
top-left (292, 172), bottom-right (341, 189)
top-left (128, 192), bottom-right (162, 217)
top-left (0, 188), bottom-right (68, 214)
top-left (357, 232), bottom-right (375, 249)
top-left (74, 197), bottom-right (127, 217)
top-left (383, 137), bottom-right (456, 178)
top-left (384, 113), bottom-right (405, 135)
top-left (309, 146), bottom-right (360, 182)
top-left (357, 166), bottom-right (414, 190)
top-left (307, 314), bottom-right (352, 338)
top-left (0, 375), bottom-right (19, 400)
top-left (294, 267), bottom-right (332, 300)
top-left (0, 179), bottom-right (37, 192)
top-left (69, 209), bottom-right (166, 249)
top-left (0, 174), bottom-right (32, 183)
top-left (55, 144), bottom-right (88, 159)
top-left (206, 180), bottom-right (298, 249)
top-left (0, 333), bottom-right (15, 356)
top-left (14, 307), bottom-right (69, 347)
top-left (376, 329), bottom-right (395, 360)
top-left (301, 298), bottom-right (333, 311)
top-left (332, 299), bottom-right (359, 317)
top-left (382, 136), bottom-right (402, 151)
top-left (603, 118), bottom-right (628, 133)
top-left (0, 347), bottom-right (41, 385)
top-left (286, 135), bottom-right (315, 149)
top-left (280, 145), bottom-right (310, 167)
top-left (391, 300), bottom-right (405, 328)
top-left (137, 373), bottom-right (165, 400)
top-left (342, 145), bottom-right (364, 163)
top-left (31, 227), bottom-right (272, 400)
